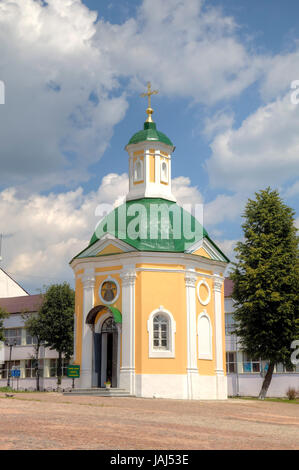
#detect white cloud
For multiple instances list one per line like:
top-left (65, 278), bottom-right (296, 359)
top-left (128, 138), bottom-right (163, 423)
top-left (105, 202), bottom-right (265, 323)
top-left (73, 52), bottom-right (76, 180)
top-left (0, 172), bottom-right (243, 292)
top-left (203, 193), bottom-right (246, 227)
top-left (96, 0), bottom-right (262, 104)
top-left (203, 110), bottom-right (235, 140)
top-left (0, 0), bottom-right (267, 193)
top-left (0, 173), bottom-right (128, 291)
top-left (207, 92), bottom-right (299, 191)
top-left (172, 176), bottom-right (203, 206)
top-left (0, 0), bottom-right (128, 191)
top-left (284, 180), bottom-right (299, 199)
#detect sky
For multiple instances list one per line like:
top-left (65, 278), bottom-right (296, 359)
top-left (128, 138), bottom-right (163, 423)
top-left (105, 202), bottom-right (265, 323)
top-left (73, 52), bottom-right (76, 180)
top-left (0, 0), bottom-right (298, 293)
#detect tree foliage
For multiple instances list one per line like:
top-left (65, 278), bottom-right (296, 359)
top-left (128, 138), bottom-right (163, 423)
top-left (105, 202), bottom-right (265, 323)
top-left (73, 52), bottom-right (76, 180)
top-left (23, 312), bottom-right (44, 391)
top-left (230, 188), bottom-right (299, 398)
top-left (0, 307), bottom-right (9, 342)
top-left (38, 283), bottom-right (75, 385)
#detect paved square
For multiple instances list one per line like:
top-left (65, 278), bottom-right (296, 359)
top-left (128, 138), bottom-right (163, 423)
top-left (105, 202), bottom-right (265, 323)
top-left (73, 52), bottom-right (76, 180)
top-left (0, 393), bottom-right (298, 450)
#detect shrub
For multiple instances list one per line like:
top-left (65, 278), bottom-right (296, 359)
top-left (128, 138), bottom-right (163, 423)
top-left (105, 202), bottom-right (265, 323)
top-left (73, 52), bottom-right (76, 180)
top-left (286, 387), bottom-right (297, 400)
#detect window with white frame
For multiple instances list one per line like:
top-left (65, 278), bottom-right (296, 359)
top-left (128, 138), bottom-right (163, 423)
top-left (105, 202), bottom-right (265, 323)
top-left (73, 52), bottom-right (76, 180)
top-left (4, 328), bottom-right (22, 346)
top-left (134, 159), bottom-right (143, 182)
top-left (160, 160), bottom-right (168, 183)
top-left (242, 353), bottom-right (261, 373)
top-left (49, 358), bottom-right (70, 377)
top-left (197, 312), bottom-right (213, 360)
top-left (153, 315), bottom-right (169, 350)
top-left (275, 362), bottom-right (299, 373)
top-left (226, 352), bottom-right (237, 373)
top-left (148, 308), bottom-right (176, 358)
top-left (225, 313), bottom-right (235, 335)
top-left (25, 330), bottom-right (38, 345)
top-left (25, 359), bottom-right (44, 378)
top-left (0, 360), bottom-right (20, 379)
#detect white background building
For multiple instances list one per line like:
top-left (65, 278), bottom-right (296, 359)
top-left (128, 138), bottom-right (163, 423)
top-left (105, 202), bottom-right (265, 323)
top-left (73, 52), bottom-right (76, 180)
top-left (225, 279), bottom-right (299, 397)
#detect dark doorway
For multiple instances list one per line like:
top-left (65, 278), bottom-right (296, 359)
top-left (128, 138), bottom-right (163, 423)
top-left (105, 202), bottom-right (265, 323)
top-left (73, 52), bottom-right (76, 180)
top-left (100, 317), bottom-right (118, 388)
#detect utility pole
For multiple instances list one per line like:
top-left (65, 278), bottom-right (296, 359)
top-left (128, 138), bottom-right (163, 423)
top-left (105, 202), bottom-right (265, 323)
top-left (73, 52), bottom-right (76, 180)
top-left (5, 340), bottom-right (17, 388)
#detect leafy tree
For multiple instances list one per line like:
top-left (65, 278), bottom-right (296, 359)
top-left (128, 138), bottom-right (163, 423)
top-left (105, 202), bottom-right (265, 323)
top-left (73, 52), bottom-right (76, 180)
top-left (22, 312), bottom-right (44, 391)
top-left (230, 188), bottom-right (299, 399)
top-left (0, 307), bottom-right (9, 342)
top-left (38, 283), bottom-right (75, 387)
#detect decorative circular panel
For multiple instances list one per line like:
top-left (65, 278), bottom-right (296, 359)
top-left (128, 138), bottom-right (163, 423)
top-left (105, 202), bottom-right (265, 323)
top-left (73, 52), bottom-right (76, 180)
top-left (99, 277), bottom-right (119, 305)
top-left (197, 280), bottom-right (211, 306)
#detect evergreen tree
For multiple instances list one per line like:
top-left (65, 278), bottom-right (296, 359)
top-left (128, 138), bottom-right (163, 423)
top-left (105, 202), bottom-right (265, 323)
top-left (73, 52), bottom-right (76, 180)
top-left (230, 188), bottom-right (299, 399)
top-left (0, 307), bottom-right (9, 342)
top-left (38, 283), bottom-right (75, 387)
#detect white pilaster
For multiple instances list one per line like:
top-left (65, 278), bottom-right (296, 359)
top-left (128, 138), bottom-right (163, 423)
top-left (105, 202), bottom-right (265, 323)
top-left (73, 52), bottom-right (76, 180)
top-left (213, 274), bottom-right (227, 399)
top-left (80, 268), bottom-right (95, 388)
top-left (185, 269), bottom-right (198, 399)
top-left (120, 267), bottom-right (137, 394)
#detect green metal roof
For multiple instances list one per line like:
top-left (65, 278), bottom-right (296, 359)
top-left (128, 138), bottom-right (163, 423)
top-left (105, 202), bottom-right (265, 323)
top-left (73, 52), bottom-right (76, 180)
top-left (106, 306), bottom-right (122, 324)
top-left (127, 121), bottom-right (173, 147)
top-left (88, 198), bottom-right (208, 254)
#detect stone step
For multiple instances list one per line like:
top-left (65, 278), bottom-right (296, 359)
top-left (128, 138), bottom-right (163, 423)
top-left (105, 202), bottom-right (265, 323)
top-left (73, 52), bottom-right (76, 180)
top-left (63, 387), bottom-right (133, 397)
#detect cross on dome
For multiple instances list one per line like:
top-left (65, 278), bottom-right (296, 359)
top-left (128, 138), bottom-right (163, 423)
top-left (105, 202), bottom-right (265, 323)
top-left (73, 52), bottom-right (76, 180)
top-left (140, 82), bottom-right (159, 122)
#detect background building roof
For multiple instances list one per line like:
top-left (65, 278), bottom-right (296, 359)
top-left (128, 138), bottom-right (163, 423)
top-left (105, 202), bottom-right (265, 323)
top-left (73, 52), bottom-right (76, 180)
top-left (0, 294), bottom-right (43, 314)
top-left (224, 278), bottom-right (234, 298)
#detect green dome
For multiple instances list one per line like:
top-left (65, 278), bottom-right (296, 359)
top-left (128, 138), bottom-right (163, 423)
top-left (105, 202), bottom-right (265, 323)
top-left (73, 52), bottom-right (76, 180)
top-left (127, 122), bottom-right (174, 147)
top-left (89, 198), bottom-right (208, 253)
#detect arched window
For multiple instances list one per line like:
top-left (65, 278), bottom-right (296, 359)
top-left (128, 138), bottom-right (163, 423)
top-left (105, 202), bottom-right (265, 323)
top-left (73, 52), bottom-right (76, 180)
top-left (161, 160), bottom-right (168, 183)
top-left (101, 316), bottom-right (118, 333)
top-left (134, 159), bottom-right (143, 182)
top-left (153, 314), bottom-right (169, 350)
top-left (197, 312), bottom-right (213, 360)
top-left (147, 307), bottom-right (176, 358)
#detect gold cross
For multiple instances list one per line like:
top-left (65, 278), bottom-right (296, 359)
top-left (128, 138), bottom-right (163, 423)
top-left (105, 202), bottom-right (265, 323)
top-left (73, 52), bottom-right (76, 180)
top-left (140, 82), bottom-right (158, 122)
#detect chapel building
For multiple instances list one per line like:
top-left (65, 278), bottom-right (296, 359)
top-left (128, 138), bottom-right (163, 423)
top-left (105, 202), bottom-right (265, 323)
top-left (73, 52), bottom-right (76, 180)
top-left (70, 88), bottom-right (229, 399)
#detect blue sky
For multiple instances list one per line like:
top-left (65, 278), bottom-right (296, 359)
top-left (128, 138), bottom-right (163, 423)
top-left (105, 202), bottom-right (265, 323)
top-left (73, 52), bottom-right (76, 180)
top-left (0, 0), bottom-right (298, 292)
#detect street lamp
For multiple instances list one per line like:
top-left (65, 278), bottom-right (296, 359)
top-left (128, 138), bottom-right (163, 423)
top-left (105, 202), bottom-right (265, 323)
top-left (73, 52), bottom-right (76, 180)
top-left (5, 339), bottom-right (17, 388)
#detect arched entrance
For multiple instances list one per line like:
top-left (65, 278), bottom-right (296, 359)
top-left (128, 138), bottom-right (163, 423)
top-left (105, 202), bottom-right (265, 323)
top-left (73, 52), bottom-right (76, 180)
top-left (99, 316), bottom-right (119, 388)
top-left (86, 306), bottom-right (121, 388)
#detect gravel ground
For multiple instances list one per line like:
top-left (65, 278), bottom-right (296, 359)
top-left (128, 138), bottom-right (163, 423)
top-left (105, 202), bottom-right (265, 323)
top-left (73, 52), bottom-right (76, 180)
top-left (0, 393), bottom-right (298, 450)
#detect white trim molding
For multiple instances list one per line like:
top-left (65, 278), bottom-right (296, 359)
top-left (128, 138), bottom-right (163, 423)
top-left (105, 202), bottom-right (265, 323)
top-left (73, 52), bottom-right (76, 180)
top-left (98, 275), bottom-right (120, 305)
top-left (147, 306), bottom-right (176, 358)
top-left (197, 311), bottom-right (213, 360)
top-left (80, 268), bottom-right (95, 388)
top-left (197, 279), bottom-right (211, 306)
top-left (119, 266), bottom-right (137, 394)
top-left (213, 273), bottom-right (226, 399)
top-left (185, 269), bottom-right (198, 399)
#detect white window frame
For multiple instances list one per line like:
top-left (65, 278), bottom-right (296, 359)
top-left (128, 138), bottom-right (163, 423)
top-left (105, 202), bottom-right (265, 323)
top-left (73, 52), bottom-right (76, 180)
top-left (99, 276), bottom-right (120, 305)
top-left (147, 306), bottom-right (176, 358)
top-left (160, 160), bottom-right (168, 183)
top-left (197, 279), bottom-right (211, 306)
top-left (134, 158), bottom-right (144, 182)
top-left (197, 311), bottom-right (213, 360)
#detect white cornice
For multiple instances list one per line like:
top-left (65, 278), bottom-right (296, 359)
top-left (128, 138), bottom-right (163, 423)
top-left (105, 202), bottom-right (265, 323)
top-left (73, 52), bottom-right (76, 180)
top-left (71, 250), bottom-right (227, 274)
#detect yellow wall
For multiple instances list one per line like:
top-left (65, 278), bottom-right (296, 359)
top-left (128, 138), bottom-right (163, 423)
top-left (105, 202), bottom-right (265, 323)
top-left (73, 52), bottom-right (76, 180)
top-left (149, 155), bottom-right (155, 183)
top-left (193, 247), bottom-right (211, 259)
top-left (196, 276), bottom-right (216, 375)
top-left (94, 272), bottom-right (122, 310)
top-left (135, 268), bottom-right (187, 375)
top-left (97, 244), bottom-right (124, 256)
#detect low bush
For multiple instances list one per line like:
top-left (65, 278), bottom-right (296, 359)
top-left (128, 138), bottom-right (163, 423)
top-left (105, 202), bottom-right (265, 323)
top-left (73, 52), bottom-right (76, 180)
top-left (286, 387), bottom-right (297, 400)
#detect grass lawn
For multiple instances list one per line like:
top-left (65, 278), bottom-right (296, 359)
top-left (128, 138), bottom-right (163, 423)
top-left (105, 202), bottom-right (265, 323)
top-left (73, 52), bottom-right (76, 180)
top-left (231, 396), bottom-right (299, 404)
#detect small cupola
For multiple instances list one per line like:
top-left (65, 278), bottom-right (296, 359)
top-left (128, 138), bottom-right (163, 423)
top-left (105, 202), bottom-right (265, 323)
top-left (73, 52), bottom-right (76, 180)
top-left (125, 82), bottom-right (176, 202)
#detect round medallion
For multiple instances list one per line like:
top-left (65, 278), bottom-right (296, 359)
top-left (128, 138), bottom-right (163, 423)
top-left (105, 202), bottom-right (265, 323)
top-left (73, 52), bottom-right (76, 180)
top-left (197, 280), bottom-right (211, 306)
top-left (99, 278), bottom-right (119, 305)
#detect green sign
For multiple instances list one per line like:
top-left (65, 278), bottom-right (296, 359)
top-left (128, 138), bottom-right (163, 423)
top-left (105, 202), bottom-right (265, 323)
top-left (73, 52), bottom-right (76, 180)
top-left (67, 365), bottom-right (80, 378)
